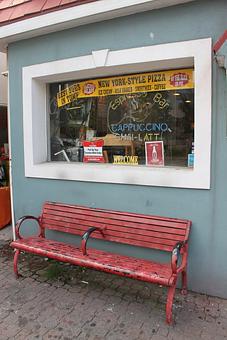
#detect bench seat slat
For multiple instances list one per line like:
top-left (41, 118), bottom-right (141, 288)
top-left (40, 203), bottom-right (190, 252)
top-left (43, 204), bottom-right (189, 229)
top-left (42, 218), bottom-right (185, 241)
top-left (42, 213), bottom-right (187, 233)
top-left (11, 236), bottom-right (174, 286)
top-left (44, 202), bottom-right (189, 224)
top-left (43, 217), bottom-right (186, 236)
top-left (43, 221), bottom-right (184, 244)
top-left (44, 224), bottom-right (175, 251)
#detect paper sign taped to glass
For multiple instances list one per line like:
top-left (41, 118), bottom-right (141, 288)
top-left (82, 140), bottom-right (105, 163)
top-left (145, 141), bottom-right (164, 166)
top-left (187, 153), bottom-right (194, 167)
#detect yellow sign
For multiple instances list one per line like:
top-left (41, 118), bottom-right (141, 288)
top-left (113, 155), bottom-right (139, 165)
top-left (57, 69), bottom-right (194, 108)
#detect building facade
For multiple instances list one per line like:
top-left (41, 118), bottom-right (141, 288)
top-left (0, 0), bottom-right (227, 297)
top-left (0, 52), bottom-right (8, 152)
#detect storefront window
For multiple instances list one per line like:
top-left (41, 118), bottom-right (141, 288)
top-left (49, 69), bottom-right (194, 168)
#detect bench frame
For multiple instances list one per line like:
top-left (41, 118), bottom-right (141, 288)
top-left (11, 202), bottom-right (191, 324)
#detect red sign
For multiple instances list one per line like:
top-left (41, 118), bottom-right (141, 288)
top-left (82, 140), bottom-right (105, 163)
top-left (83, 83), bottom-right (96, 95)
top-left (170, 73), bottom-right (189, 87)
top-left (145, 141), bottom-right (164, 166)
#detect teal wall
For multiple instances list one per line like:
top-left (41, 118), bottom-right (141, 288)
top-left (8, 0), bottom-right (227, 297)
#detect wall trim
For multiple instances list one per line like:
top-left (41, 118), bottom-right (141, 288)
top-left (22, 38), bottom-right (212, 189)
top-left (0, 0), bottom-right (196, 51)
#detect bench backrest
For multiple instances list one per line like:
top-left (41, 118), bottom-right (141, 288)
top-left (41, 201), bottom-right (191, 252)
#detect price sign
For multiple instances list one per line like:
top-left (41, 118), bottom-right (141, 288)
top-left (82, 140), bottom-right (105, 163)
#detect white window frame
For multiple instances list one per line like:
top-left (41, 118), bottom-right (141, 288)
top-left (23, 38), bottom-right (212, 189)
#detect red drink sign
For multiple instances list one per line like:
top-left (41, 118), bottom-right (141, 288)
top-left (170, 72), bottom-right (189, 87)
top-left (145, 141), bottom-right (164, 166)
top-left (83, 140), bottom-right (105, 163)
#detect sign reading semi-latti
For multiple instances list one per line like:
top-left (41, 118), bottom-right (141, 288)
top-left (57, 69), bottom-right (194, 108)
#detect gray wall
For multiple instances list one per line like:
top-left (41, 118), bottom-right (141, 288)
top-left (8, 0), bottom-right (227, 297)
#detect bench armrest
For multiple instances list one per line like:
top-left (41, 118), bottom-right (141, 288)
top-left (81, 227), bottom-right (105, 255)
top-left (171, 241), bottom-right (187, 274)
top-left (15, 215), bottom-right (43, 240)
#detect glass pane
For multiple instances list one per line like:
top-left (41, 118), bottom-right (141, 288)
top-left (48, 69), bottom-right (194, 167)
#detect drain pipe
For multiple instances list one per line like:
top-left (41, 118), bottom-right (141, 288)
top-left (2, 53), bottom-right (16, 241)
top-left (7, 73), bottom-right (16, 241)
top-left (213, 30), bottom-right (227, 54)
top-left (213, 30), bottom-right (227, 69)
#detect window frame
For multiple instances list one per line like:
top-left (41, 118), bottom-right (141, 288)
top-left (22, 38), bottom-right (212, 189)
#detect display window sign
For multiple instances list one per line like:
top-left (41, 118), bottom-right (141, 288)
top-left (56, 69), bottom-right (193, 108)
top-left (49, 68), bottom-right (194, 169)
top-left (82, 140), bottom-right (104, 163)
top-left (187, 153), bottom-right (194, 167)
top-left (145, 141), bottom-right (164, 166)
top-left (113, 155), bottom-right (139, 165)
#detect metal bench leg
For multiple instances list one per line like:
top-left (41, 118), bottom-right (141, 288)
top-left (166, 284), bottom-right (176, 324)
top-left (13, 250), bottom-right (21, 279)
top-left (181, 269), bottom-right (187, 295)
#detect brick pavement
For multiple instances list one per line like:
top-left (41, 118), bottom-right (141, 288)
top-left (0, 226), bottom-right (227, 340)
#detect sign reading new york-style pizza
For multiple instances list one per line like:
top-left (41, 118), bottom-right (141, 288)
top-left (57, 69), bottom-right (194, 107)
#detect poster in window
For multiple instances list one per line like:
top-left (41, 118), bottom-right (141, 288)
top-left (145, 141), bottom-right (164, 166)
top-left (82, 140), bottom-right (105, 163)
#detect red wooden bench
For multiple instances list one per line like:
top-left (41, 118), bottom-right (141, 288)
top-left (10, 201), bottom-right (191, 324)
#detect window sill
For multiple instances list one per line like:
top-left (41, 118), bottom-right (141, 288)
top-left (25, 162), bottom-right (208, 189)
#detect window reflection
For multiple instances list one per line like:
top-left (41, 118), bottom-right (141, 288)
top-left (49, 70), bottom-right (194, 167)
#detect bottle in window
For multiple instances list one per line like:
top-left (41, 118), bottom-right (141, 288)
top-left (152, 146), bottom-right (158, 162)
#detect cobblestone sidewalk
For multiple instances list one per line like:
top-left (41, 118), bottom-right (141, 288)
top-left (0, 226), bottom-right (227, 340)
